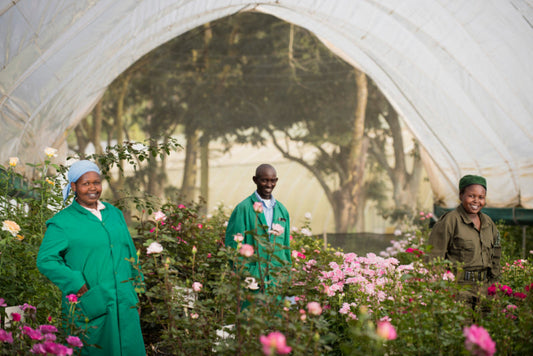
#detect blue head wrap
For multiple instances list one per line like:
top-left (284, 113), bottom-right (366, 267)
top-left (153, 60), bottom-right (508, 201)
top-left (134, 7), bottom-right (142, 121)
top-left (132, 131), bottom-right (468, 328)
top-left (62, 160), bottom-right (101, 202)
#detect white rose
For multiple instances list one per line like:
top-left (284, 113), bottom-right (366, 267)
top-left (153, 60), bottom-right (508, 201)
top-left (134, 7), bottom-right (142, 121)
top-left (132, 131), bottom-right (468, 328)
top-left (147, 242), bottom-right (163, 254)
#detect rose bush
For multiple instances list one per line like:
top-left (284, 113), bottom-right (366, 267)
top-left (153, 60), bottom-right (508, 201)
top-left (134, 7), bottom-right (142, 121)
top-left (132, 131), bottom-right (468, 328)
top-left (0, 298), bottom-right (86, 356)
top-left (1, 152), bottom-right (65, 322)
top-left (2, 148), bottom-right (533, 355)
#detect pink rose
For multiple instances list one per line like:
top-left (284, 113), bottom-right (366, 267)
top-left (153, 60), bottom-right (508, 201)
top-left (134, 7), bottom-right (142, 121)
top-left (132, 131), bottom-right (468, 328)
top-left (239, 244), bottom-right (254, 257)
top-left (0, 329), bottom-right (13, 343)
top-left (307, 302), bottom-right (322, 316)
top-left (253, 202), bottom-right (263, 213)
top-left (66, 294), bottom-right (78, 303)
top-left (463, 324), bottom-right (496, 356)
top-left (154, 211), bottom-right (166, 222)
top-left (21, 303), bottom-right (36, 312)
top-left (31, 343), bottom-right (47, 354)
top-left (192, 282), bottom-right (203, 292)
top-left (233, 233), bottom-right (244, 243)
top-left (66, 335), bottom-right (84, 348)
top-left (11, 313), bottom-right (21, 322)
top-left (442, 270), bottom-right (455, 281)
top-left (260, 331), bottom-right (292, 355)
top-left (44, 333), bottom-right (57, 341)
top-left (39, 325), bottom-right (58, 334)
top-left (376, 321), bottom-right (397, 340)
top-left (513, 292), bottom-right (526, 299)
top-left (499, 284), bottom-right (513, 296)
top-left (43, 341), bottom-right (73, 355)
top-left (22, 326), bottom-right (42, 340)
top-left (269, 223), bottom-right (284, 236)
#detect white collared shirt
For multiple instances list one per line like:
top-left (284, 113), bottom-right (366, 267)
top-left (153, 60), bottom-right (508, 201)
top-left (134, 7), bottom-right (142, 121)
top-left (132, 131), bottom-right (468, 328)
top-left (254, 191), bottom-right (276, 228)
top-left (81, 200), bottom-right (106, 221)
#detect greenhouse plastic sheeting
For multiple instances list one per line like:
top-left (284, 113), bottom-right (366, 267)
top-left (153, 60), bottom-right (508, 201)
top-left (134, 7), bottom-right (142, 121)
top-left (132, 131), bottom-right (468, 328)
top-left (1, 0), bottom-right (532, 209)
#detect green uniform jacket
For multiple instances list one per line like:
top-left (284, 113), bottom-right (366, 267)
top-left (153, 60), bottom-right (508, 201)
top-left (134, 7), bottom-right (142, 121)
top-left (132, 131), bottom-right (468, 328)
top-left (37, 200), bottom-right (145, 356)
top-left (225, 193), bottom-right (292, 288)
top-left (427, 204), bottom-right (501, 281)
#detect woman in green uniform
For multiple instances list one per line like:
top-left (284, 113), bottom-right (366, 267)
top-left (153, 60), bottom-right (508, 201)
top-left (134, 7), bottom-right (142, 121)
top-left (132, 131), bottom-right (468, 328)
top-left (427, 174), bottom-right (501, 306)
top-left (37, 160), bottom-right (145, 355)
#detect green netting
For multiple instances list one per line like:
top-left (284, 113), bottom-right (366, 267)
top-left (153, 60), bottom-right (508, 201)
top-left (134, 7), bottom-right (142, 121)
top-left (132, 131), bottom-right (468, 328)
top-left (434, 204), bottom-right (533, 226)
top-left (0, 166), bottom-right (40, 200)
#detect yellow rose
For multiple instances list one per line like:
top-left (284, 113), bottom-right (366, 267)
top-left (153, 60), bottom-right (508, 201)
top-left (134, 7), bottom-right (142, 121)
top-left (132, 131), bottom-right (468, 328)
top-left (2, 220), bottom-right (21, 237)
top-left (44, 147), bottom-right (58, 158)
top-left (9, 157), bottom-right (19, 167)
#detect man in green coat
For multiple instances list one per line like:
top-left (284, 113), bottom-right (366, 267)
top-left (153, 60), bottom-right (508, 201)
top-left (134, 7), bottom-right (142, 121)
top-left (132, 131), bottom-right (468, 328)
top-left (37, 160), bottom-right (145, 355)
top-left (225, 163), bottom-right (292, 292)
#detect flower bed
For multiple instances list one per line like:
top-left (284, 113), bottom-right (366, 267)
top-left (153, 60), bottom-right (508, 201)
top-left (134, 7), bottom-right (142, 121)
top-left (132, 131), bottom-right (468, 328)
top-left (2, 150), bottom-right (533, 355)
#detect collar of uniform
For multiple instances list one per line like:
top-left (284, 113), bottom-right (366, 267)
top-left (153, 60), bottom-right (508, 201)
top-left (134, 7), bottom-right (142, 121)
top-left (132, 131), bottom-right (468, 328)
top-left (254, 190), bottom-right (276, 208)
top-left (81, 200), bottom-right (106, 213)
top-left (71, 199), bottom-right (106, 214)
top-left (457, 204), bottom-right (490, 228)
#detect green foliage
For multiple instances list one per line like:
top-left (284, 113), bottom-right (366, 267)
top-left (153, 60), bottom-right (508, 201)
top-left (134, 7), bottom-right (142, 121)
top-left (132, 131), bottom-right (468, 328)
top-left (482, 258), bottom-right (533, 355)
top-left (498, 223), bottom-right (533, 259)
top-left (2, 145), bottom-right (533, 355)
top-left (132, 202), bottom-right (339, 355)
top-left (0, 158), bottom-right (64, 321)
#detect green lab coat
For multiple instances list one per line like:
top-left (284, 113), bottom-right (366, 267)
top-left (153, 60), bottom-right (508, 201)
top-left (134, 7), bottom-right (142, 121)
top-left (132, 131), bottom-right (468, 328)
top-left (37, 200), bottom-right (145, 355)
top-left (225, 193), bottom-right (292, 288)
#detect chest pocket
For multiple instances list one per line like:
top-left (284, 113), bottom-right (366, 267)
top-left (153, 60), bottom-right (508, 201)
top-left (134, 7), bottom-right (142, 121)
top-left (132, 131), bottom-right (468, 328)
top-left (479, 227), bottom-right (495, 263)
top-left (451, 234), bottom-right (476, 262)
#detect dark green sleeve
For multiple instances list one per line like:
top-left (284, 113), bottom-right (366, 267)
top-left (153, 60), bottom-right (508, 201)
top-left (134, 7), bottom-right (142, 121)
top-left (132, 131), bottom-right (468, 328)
top-left (225, 204), bottom-right (247, 249)
top-left (37, 222), bottom-right (86, 295)
top-left (282, 210), bottom-right (292, 265)
top-left (426, 215), bottom-right (454, 262)
top-left (117, 207), bottom-right (144, 283)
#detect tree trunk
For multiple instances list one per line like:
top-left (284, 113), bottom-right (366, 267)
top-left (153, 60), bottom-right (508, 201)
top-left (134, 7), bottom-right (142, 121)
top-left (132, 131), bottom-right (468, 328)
top-left (146, 138), bottom-right (167, 198)
top-left (106, 74), bottom-right (131, 200)
top-left (93, 99), bottom-right (103, 155)
top-left (73, 124), bottom-right (89, 158)
top-left (182, 127), bottom-right (199, 203)
top-left (200, 139), bottom-right (209, 215)
top-left (269, 68), bottom-right (369, 233)
top-left (334, 68), bottom-right (368, 233)
top-left (381, 108), bottom-right (424, 219)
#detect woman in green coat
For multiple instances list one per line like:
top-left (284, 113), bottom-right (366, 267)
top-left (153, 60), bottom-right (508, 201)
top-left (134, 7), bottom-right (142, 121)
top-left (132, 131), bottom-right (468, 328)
top-left (37, 160), bottom-right (145, 355)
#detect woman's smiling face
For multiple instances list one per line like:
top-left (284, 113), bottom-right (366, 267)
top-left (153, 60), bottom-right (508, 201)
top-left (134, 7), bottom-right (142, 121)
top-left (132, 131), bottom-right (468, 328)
top-left (460, 184), bottom-right (486, 215)
top-left (71, 171), bottom-right (102, 209)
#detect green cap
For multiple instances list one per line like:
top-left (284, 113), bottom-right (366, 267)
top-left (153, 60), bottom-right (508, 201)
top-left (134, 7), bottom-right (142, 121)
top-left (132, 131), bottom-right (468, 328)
top-left (459, 175), bottom-right (487, 191)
